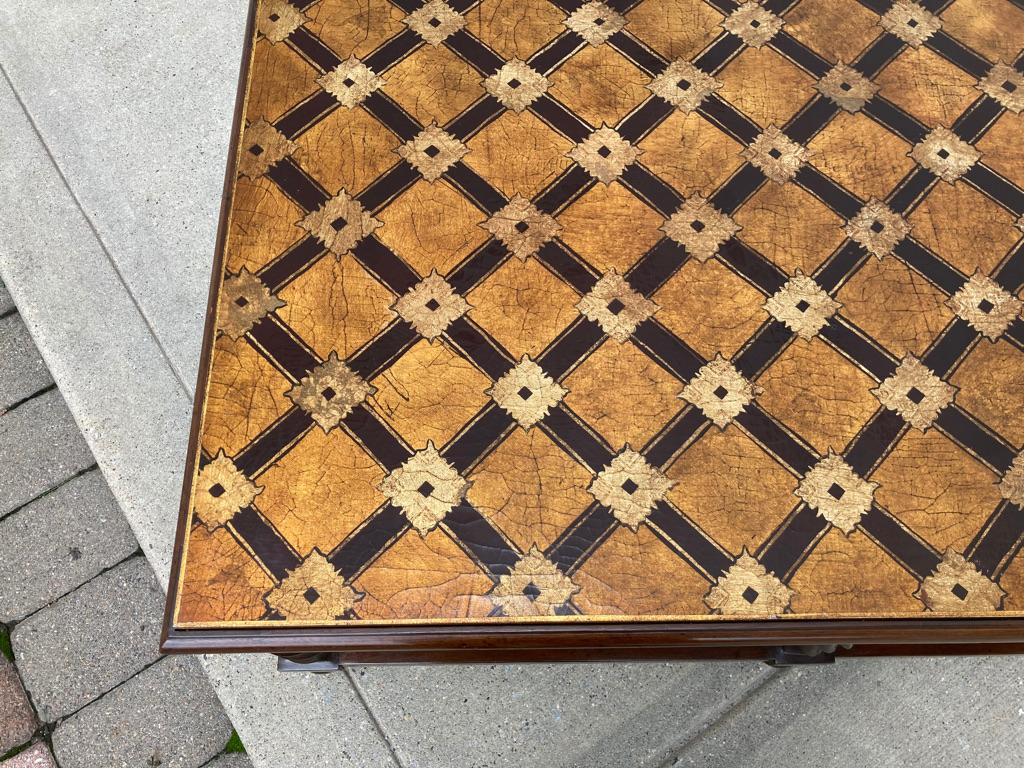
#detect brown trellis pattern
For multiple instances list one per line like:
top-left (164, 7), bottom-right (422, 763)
top-left (170, 0), bottom-right (1024, 627)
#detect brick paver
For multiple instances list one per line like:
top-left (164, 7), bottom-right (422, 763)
top-left (0, 388), bottom-right (93, 518)
top-left (0, 657), bottom-right (36, 755)
top-left (0, 314), bottom-right (51, 412)
top-left (51, 655), bottom-right (232, 768)
top-left (0, 744), bottom-right (57, 768)
top-left (0, 279), bottom-right (14, 316)
top-left (203, 755), bottom-right (254, 768)
top-left (0, 295), bottom-right (240, 768)
top-left (12, 557), bottom-right (163, 722)
top-left (0, 469), bottom-right (138, 622)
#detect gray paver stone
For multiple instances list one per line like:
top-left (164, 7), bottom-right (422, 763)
top-left (0, 744), bottom-right (57, 768)
top-left (51, 655), bottom-right (232, 768)
top-left (0, 388), bottom-right (93, 518)
top-left (0, 314), bottom-right (52, 413)
top-left (0, 657), bottom-right (37, 754)
top-left (11, 557), bottom-right (162, 721)
top-left (203, 755), bottom-right (253, 768)
top-left (0, 469), bottom-right (138, 622)
top-left (0, 279), bottom-right (13, 316)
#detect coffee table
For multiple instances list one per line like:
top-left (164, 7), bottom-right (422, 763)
top-left (161, 0), bottom-right (1024, 665)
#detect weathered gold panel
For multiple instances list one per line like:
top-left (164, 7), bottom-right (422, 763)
top-left (171, 0), bottom-right (1024, 630)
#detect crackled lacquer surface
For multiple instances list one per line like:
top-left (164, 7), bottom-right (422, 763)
top-left (171, 0), bottom-right (1024, 628)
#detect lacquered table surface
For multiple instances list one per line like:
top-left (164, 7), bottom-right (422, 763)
top-left (163, 0), bottom-right (1024, 656)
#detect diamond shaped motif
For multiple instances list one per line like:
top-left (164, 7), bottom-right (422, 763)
top-left (299, 190), bottom-right (382, 257)
top-left (550, 44), bottom-right (654, 127)
top-left (796, 451), bottom-right (879, 534)
top-left (870, 427), bottom-right (1004, 555)
top-left (666, 424), bottom-right (800, 554)
top-left (564, 1), bottom-right (627, 46)
top-left (815, 62), bottom-right (879, 113)
top-left (219, 268), bottom-right (285, 340)
top-left (563, 339), bottom-right (684, 448)
top-left (238, 119), bottom-right (296, 178)
top-left (285, 351), bottom-right (377, 432)
top-left (257, 0), bottom-right (308, 44)
top-left (397, 123), bottom-right (469, 181)
top-left (704, 550), bottom-right (793, 615)
top-left (731, 181), bottom-right (844, 275)
top-left (910, 127), bottom-right (981, 183)
top-left (379, 441), bottom-right (471, 535)
top-left (466, 111), bottom-right (575, 198)
top-left (484, 59), bottom-right (550, 113)
top-left (467, 256), bottom-right (580, 358)
top-left (742, 126), bottom-right (808, 184)
top-left (809, 112), bottom-right (915, 200)
top-left (906, 181), bottom-right (1019, 276)
top-left (719, 47), bottom-right (816, 129)
top-left (577, 271), bottom-right (660, 342)
top-left (404, 0), bottom-right (466, 46)
top-left (264, 549), bottom-right (360, 620)
top-left (646, 60), bottom-right (722, 113)
top-left (588, 447), bottom-right (675, 530)
top-left (721, 1), bottom-right (784, 48)
top-left (194, 450), bottom-right (263, 531)
top-left (393, 270), bottom-right (471, 341)
top-left (568, 125), bottom-right (642, 184)
top-left (372, 340), bottom-right (491, 448)
top-left (468, 426), bottom-right (594, 553)
top-left (482, 195), bottom-right (562, 260)
top-left (557, 181), bottom-right (665, 274)
top-left (915, 550), bottom-right (1004, 612)
top-left (661, 194), bottom-right (741, 262)
top-left (763, 271), bottom-right (841, 340)
top-left (317, 56), bottom-right (386, 108)
top-left (871, 355), bottom-right (957, 431)
top-left (978, 62), bottom-right (1024, 114)
top-left (490, 546), bottom-right (580, 616)
top-left (945, 271), bottom-right (1023, 341)
top-left (487, 356), bottom-right (567, 429)
top-left (680, 354), bottom-right (761, 429)
top-left (951, 335), bottom-right (1024, 451)
top-left (844, 199), bottom-right (911, 259)
top-left (880, 1), bottom-right (942, 48)
top-left (876, 47), bottom-right (978, 130)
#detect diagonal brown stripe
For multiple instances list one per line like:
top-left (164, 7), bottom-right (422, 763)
top-left (647, 501), bottom-right (734, 580)
top-left (966, 501), bottom-right (1024, 579)
top-left (934, 406), bottom-right (1017, 475)
top-left (233, 407), bottom-right (316, 479)
top-left (245, 314), bottom-right (320, 381)
top-left (257, 236), bottom-right (327, 292)
top-left (859, 504), bottom-right (942, 580)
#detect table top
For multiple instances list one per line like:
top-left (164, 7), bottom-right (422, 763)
top-left (164, 0), bottom-right (1024, 654)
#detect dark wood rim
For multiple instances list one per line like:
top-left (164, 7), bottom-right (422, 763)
top-left (162, 0), bottom-right (1024, 662)
top-left (162, 615), bottom-right (1024, 657)
top-left (159, 0), bottom-right (261, 653)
